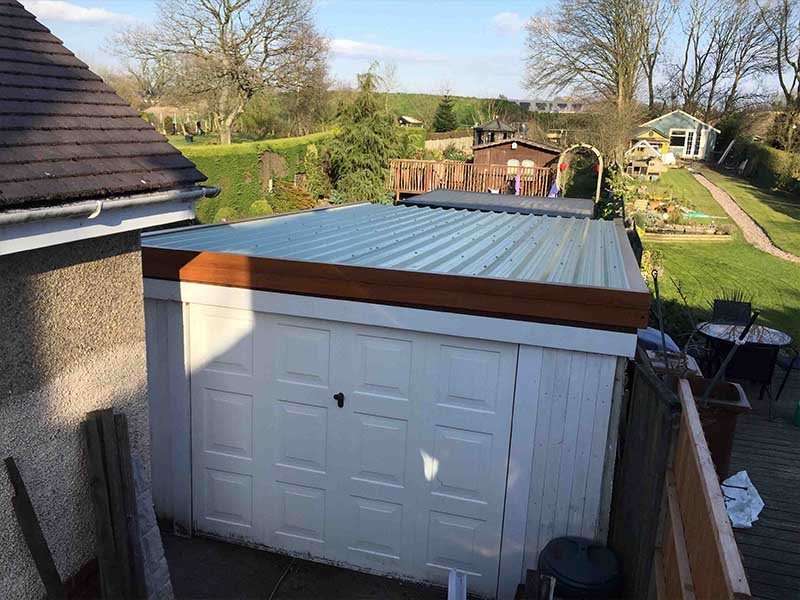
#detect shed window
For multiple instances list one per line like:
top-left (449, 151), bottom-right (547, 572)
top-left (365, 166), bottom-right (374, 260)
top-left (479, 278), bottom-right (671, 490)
top-left (521, 159), bottom-right (535, 168)
top-left (507, 159), bottom-right (520, 174)
top-left (669, 131), bottom-right (687, 148)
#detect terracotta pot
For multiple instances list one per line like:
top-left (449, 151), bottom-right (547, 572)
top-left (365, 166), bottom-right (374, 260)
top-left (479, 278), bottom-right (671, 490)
top-left (684, 375), bottom-right (751, 480)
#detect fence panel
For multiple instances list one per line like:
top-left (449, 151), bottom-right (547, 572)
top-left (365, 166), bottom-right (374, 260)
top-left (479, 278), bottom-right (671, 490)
top-left (662, 381), bottom-right (751, 600)
top-left (389, 159), bottom-right (552, 197)
top-left (608, 361), bottom-right (679, 600)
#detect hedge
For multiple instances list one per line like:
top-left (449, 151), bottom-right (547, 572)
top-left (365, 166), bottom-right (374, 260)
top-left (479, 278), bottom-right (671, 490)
top-left (180, 131), bottom-right (333, 223)
top-left (734, 138), bottom-right (800, 193)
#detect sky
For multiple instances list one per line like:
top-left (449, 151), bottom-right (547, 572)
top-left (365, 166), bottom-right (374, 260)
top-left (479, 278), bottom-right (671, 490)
top-left (20, 0), bottom-right (549, 98)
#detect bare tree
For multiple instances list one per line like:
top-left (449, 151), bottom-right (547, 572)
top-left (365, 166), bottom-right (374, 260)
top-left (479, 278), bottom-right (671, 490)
top-left (666, 0), bottom-right (771, 118)
top-left (670, 0), bottom-right (716, 114)
top-left (758, 0), bottom-right (800, 149)
top-left (641, 0), bottom-right (678, 112)
top-left (114, 0), bottom-right (327, 144)
top-left (525, 0), bottom-right (649, 111)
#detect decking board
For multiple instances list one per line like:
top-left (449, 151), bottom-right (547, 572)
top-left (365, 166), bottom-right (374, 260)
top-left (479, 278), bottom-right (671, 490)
top-left (729, 373), bottom-right (800, 600)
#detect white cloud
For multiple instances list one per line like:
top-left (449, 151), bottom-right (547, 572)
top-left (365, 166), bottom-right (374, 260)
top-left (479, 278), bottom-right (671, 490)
top-left (491, 11), bottom-right (526, 35)
top-left (329, 38), bottom-right (446, 63)
top-left (22, 1), bottom-right (133, 23)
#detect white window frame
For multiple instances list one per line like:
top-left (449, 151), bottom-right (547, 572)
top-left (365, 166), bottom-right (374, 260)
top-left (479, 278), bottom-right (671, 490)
top-left (668, 128), bottom-right (700, 157)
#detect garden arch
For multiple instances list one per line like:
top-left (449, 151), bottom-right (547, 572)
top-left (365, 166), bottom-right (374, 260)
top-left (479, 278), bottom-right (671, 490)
top-left (556, 143), bottom-right (604, 203)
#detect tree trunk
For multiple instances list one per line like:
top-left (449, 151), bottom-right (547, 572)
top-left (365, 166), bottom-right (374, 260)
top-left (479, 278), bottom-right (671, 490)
top-left (219, 125), bottom-right (233, 145)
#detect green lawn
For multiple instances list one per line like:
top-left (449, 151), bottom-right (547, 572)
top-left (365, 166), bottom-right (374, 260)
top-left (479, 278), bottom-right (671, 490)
top-left (649, 238), bottom-right (800, 342)
top-left (643, 169), bottom-right (799, 343)
top-left (699, 167), bottom-right (800, 256)
top-left (645, 168), bottom-right (728, 219)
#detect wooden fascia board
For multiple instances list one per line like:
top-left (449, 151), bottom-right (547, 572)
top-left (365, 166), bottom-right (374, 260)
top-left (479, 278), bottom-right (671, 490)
top-left (142, 247), bottom-right (651, 331)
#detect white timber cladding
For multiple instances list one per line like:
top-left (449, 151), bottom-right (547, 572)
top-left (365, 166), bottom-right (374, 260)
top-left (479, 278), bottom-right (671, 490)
top-left (144, 282), bottom-right (629, 598)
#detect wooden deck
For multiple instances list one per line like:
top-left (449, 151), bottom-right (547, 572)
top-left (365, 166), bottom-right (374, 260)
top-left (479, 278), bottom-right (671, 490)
top-left (729, 374), bottom-right (800, 600)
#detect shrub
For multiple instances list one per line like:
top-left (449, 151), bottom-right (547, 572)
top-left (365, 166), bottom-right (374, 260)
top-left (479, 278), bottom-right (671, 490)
top-left (303, 144), bottom-right (332, 199)
top-left (214, 206), bottom-right (237, 222)
top-left (330, 170), bottom-right (392, 204)
top-left (443, 144), bottom-right (468, 161)
top-left (248, 200), bottom-right (273, 217)
top-left (269, 180), bottom-right (316, 213)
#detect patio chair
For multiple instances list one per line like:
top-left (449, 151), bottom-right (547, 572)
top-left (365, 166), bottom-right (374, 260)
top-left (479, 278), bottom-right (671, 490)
top-left (773, 346), bottom-right (800, 410)
top-left (712, 299), bottom-right (752, 325)
top-left (713, 341), bottom-right (782, 418)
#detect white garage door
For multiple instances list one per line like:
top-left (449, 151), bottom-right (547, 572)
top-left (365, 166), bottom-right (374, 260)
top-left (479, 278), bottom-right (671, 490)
top-left (189, 305), bottom-right (517, 597)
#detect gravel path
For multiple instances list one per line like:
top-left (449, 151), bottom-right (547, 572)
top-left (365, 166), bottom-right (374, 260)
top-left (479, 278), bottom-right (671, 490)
top-left (692, 172), bottom-right (800, 264)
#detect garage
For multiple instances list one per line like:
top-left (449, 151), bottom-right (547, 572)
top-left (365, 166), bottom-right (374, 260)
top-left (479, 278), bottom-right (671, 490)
top-left (142, 203), bottom-right (649, 598)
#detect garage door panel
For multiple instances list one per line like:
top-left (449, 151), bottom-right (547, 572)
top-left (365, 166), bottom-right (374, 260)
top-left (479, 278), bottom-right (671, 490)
top-left (270, 481), bottom-right (327, 555)
top-left (435, 344), bottom-right (502, 415)
top-left (201, 468), bottom-right (254, 532)
top-left (202, 388), bottom-right (254, 461)
top-left (425, 511), bottom-right (487, 575)
top-left (429, 426), bottom-right (493, 508)
top-left (273, 400), bottom-right (328, 476)
top-left (191, 305), bottom-right (254, 376)
top-left (350, 412), bottom-right (407, 489)
top-left (353, 334), bottom-right (413, 401)
top-left (346, 495), bottom-right (404, 562)
top-left (273, 322), bottom-right (331, 391)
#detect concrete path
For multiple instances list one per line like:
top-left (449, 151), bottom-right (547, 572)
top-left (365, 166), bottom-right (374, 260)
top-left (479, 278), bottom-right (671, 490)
top-left (163, 533), bottom-right (446, 599)
top-left (692, 173), bottom-right (800, 264)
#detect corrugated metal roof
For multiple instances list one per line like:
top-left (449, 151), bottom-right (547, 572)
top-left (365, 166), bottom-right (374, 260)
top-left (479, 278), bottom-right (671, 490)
top-left (401, 190), bottom-right (594, 218)
top-left (144, 203), bottom-right (645, 292)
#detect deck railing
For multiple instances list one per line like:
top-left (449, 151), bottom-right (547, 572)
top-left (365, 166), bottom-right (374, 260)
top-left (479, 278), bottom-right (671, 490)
top-left (389, 159), bottom-right (552, 197)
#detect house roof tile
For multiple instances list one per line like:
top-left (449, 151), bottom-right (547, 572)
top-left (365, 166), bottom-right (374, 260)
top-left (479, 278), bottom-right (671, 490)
top-left (0, 0), bottom-right (206, 209)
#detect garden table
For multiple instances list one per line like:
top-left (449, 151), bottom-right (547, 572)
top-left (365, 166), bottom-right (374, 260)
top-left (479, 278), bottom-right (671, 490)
top-left (697, 322), bottom-right (793, 409)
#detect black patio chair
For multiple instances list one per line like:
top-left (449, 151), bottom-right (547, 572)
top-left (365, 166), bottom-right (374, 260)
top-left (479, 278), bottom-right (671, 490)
top-left (709, 339), bottom-right (782, 417)
top-left (773, 346), bottom-right (800, 410)
top-left (712, 299), bottom-right (752, 325)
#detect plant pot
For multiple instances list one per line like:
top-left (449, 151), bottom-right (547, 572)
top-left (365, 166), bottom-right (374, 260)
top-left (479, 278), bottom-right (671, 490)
top-left (684, 375), bottom-right (751, 480)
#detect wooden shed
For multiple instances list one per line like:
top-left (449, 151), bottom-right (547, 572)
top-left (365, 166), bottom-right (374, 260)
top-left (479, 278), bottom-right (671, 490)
top-left (472, 138), bottom-right (561, 170)
top-left (142, 204), bottom-right (650, 598)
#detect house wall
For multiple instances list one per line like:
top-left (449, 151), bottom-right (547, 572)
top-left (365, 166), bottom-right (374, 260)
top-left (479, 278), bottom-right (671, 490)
top-left (648, 112), bottom-right (718, 160)
top-left (473, 144), bottom-right (559, 168)
top-left (0, 232), bottom-right (151, 599)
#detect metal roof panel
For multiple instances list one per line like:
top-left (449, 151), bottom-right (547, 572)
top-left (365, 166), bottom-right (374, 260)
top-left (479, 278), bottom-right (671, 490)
top-left (144, 204), bottom-right (646, 293)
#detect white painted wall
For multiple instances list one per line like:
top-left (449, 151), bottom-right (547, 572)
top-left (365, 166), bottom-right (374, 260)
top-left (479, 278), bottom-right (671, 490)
top-left (144, 283), bottom-right (630, 597)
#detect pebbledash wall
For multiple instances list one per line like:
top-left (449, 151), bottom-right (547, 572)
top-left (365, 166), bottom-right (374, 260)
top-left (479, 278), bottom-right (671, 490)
top-left (0, 232), bottom-right (151, 599)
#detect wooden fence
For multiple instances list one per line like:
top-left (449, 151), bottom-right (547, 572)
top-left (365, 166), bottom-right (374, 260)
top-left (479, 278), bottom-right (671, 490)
top-left (656, 380), bottom-right (751, 600)
top-left (389, 159), bottom-right (551, 198)
top-left (609, 355), bottom-right (751, 600)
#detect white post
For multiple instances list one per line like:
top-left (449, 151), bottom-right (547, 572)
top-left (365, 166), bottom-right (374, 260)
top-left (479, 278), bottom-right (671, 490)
top-left (447, 570), bottom-right (467, 600)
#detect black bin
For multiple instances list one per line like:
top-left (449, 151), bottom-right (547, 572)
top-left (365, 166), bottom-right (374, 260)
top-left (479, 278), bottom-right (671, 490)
top-left (538, 536), bottom-right (621, 598)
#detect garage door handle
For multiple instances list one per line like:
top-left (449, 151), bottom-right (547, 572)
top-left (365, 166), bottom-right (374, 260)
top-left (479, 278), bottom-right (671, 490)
top-left (333, 392), bottom-right (345, 408)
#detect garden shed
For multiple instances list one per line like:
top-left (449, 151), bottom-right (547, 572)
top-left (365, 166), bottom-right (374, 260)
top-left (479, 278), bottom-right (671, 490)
top-left (141, 203), bottom-right (650, 598)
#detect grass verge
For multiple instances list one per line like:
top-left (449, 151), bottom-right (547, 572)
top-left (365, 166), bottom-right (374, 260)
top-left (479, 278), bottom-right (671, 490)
top-left (700, 167), bottom-right (800, 256)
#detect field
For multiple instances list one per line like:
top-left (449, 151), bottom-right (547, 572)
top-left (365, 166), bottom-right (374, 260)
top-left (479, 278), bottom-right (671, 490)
top-left (331, 91), bottom-right (486, 129)
top-left (699, 167), bottom-right (800, 256)
top-left (173, 131), bottom-right (333, 223)
top-left (643, 169), bottom-right (799, 342)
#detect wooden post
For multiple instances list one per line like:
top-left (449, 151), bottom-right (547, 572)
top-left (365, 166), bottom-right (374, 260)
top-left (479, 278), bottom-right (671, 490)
top-left (4, 457), bottom-right (66, 600)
